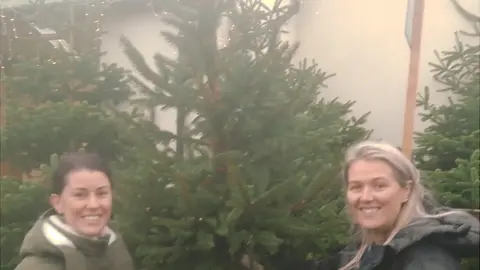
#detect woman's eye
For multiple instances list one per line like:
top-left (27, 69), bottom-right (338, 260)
top-left (96, 190), bottom-right (110, 197)
top-left (349, 185), bottom-right (361, 191)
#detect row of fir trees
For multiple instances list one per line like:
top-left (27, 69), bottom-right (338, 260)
top-left (1, 0), bottom-right (478, 270)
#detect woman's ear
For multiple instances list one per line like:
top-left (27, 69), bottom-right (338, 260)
top-left (49, 194), bottom-right (63, 215)
top-left (403, 180), bottom-right (413, 202)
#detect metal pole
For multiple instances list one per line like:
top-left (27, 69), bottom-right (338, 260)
top-left (402, 0), bottom-right (424, 159)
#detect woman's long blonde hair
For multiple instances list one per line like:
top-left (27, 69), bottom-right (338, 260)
top-left (339, 140), bottom-right (457, 270)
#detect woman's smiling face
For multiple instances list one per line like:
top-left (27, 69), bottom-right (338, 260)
top-left (346, 159), bottom-right (411, 234)
top-left (50, 169), bottom-right (112, 237)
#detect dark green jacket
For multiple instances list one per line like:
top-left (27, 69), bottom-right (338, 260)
top-left (337, 210), bottom-right (480, 270)
top-left (14, 210), bottom-right (134, 270)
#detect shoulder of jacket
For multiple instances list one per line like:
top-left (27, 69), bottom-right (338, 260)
top-left (398, 242), bottom-right (460, 270)
top-left (15, 255), bottom-right (64, 270)
top-left (401, 241), bottom-right (455, 256)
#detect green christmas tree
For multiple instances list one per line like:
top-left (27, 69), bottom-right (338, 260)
top-left (0, 0), bottom-right (149, 172)
top-left (0, 48), bottom-right (137, 171)
top-left (414, 24), bottom-right (479, 269)
top-left (414, 30), bottom-right (479, 210)
top-left (118, 0), bottom-right (370, 269)
top-left (0, 178), bottom-right (49, 270)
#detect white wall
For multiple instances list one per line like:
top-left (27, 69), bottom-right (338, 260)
top-left (296, 0), bottom-right (479, 146)
top-left (101, 10), bottom-right (176, 132)
top-left (101, 0), bottom-right (479, 147)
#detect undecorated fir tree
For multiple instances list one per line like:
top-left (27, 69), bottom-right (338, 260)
top-left (0, 178), bottom-right (49, 270)
top-left (414, 25), bottom-right (479, 270)
top-left (414, 31), bottom-right (479, 210)
top-left (0, 0), bottom-right (142, 172)
top-left (118, 0), bottom-right (370, 269)
top-left (0, 48), bottom-right (135, 172)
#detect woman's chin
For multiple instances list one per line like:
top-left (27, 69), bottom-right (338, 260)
top-left (357, 220), bottom-right (385, 231)
top-left (77, 224), bottom-right (107, 237)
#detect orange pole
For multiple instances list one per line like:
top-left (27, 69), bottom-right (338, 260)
top-left (402, 0), bottom-right (424, 159)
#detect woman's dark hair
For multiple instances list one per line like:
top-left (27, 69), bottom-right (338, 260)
top-left (52, 152), bottom-right (112, 194)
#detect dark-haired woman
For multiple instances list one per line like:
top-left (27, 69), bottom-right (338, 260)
top-left (15, 152), bottom-right (134, 270)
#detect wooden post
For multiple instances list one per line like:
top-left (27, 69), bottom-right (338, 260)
top-left (402, 0), bottom-right (425, 159)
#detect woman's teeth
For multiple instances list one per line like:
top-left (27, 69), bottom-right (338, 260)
top-left (361, 208), bottom-right (380, 214)
top-left (83, 215), bottom-right (101, 221)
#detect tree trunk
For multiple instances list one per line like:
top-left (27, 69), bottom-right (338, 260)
top-left (176, 107), bottom-right (186, 161)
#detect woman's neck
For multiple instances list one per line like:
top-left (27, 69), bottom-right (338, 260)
top-left (50, 215), bottom-right (109, 239)
top-left (368, 229), bottom-right (391, 245)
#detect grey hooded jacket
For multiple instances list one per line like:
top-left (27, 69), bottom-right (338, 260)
top-left (337, 210), bottom-right (480, 270)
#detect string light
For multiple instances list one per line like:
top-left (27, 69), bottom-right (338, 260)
top-left (11, 12), bottom-right (17, 39)
top-left (0, 0), bottom-right (109, 70)
top-left (0, 8), bottom-right (5, 70)
top-left (0, 0), bottom-right (320, 70)
top-left (148, 1), bottom-right (160, 17)
top-left (146, 0), bottom-right (319, 49)
top-left (0, 6), bottom-right (15, 72)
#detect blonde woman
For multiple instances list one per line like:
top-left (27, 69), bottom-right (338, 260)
top-left (333, 141), bottom-right (479, 270)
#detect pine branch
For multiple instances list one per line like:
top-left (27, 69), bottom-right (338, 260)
top-left (120, 35), bottom-right (165, 87)
top-left (449, 0), bottom-right (480, 22)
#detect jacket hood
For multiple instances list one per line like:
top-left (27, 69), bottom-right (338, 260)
top-left (388, 209), bottom-right (479, 258)
top-left (19, 209), bottom-right (117, 259)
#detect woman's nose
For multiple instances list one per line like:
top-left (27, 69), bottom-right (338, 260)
top-left (86, 194), bottom-right (101, 208)
top-left (359, 187), bottom-right (374, 202)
